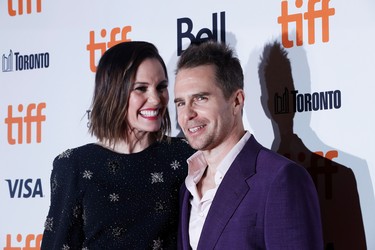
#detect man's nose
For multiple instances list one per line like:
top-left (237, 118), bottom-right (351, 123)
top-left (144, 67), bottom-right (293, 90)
top-left (181, 104), bottom-right (197, 121)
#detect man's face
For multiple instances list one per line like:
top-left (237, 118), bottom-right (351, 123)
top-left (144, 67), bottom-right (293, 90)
top-left (174, 65), bottom-right (235, 151)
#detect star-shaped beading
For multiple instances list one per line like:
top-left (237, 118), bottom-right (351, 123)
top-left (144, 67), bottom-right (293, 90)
top-left (109, 193), bottom-right (120, 202)
top-left (62, 244), bottom-right (70, 250)
top-left (44, 217), bottom-right (53, 231)
top-left (170, 160), bottom-right (180, 170)
top-left (58, 149), bottom-right (73, 159)
top-left (82, 170), bottom-right (93, 180)
top-left (111, 226), bottom-right (125, 238)
top-left (152, 238), bottom-right (163, 250)
top-left (108, 160), bottom-right (120, 174)
top-left (151, 172), bottom-right (164, 184)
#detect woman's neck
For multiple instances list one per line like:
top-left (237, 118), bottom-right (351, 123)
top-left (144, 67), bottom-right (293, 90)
top-left (100, 131), bottom-right (155, 154)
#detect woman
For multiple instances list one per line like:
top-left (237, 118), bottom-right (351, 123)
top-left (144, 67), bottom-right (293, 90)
top-left (41, 41), bottom-right (195, 249)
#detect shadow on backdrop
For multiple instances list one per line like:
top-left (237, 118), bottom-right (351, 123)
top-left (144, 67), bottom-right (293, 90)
top-left (257, 41), bottom-right (367, 250)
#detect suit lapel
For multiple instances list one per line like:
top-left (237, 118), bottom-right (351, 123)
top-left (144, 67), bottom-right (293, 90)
top-left (197, 136), bottom-right (263, 249)
top-left (180, 184), bottom-right (193, 250)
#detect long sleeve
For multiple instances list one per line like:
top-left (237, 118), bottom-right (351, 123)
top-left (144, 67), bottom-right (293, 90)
top-left (41, 149), bottom-right (84, 250)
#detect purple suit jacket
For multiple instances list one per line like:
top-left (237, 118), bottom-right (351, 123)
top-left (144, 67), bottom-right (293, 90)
top-left (178, 135), bottom-right (323, 250)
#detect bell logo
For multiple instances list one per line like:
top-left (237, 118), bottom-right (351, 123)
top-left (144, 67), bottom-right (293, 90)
top-left (7, 0), bottom-right (43, 16)
top-left (278, 0), bottom-right (335, 48)
top-left (177, 11), bottom-right (226, 56)
top-left (86, 26), bottom-right (132, 72)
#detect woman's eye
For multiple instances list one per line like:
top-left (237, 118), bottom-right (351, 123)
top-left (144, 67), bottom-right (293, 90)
top-left (157, 84), bottom-right (168, 92)
top-left (134, 86), bottom-right (147, 92)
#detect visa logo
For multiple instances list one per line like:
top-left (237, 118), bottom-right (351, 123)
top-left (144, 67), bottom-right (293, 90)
top-left (5, 178), bottom-right (43, 198)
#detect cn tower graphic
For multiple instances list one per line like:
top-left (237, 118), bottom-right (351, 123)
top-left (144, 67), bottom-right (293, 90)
top-left (274, 87), bottom-right (289, 114)
top-left (2, 50), bottom-right (13, 72)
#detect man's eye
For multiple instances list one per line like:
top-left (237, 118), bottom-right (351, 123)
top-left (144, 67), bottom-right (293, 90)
top-left (196, 96), bottom-right (207, 101)
top-left (176, 102), bottom-right (184, 107)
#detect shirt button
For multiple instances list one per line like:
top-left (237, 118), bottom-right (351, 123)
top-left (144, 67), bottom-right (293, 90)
top-left (199, 212), bottom-right (204, 217)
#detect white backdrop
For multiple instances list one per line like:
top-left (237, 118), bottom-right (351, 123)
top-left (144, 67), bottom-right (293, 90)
top-left (1, 1), bottom-right (374, 249)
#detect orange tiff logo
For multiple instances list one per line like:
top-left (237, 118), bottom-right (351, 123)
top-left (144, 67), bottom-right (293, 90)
top-left (86, 26), bottom-right (132, 72)
top-left (7, 0), bottom-right (43, 16)
top-left (4, 102), bottom-right (46, 145)
top-left (4, 234), bottom-right (42, 250)
top-left (278, 0), bottom-right (335, 48)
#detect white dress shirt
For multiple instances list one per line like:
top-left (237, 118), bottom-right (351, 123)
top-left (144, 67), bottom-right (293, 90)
top-left (185, 131), bottom-right (251, 249)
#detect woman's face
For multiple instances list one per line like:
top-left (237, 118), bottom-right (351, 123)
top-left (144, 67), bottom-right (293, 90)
top-left (126, 58), bottom-right (169, 135)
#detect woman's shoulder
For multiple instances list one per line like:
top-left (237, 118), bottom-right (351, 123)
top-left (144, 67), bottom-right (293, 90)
top-left (53, 143), bottom-right (99, 164)
top-left (160, 136), bottom-right (189, 147)
top-left (167, 136), bottom-right (189, 144)
top-left (158, 136), bottom-right (196, 155)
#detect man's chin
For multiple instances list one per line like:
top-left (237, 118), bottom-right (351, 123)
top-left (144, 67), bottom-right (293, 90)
top-left (187, 140), bottom-right (205, 151)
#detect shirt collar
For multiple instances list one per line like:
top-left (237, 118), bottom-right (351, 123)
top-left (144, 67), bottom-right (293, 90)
top-left (215, 131), bottom-right (251, 182)
top-left (186, 151), bottom-right (207, 184)
top-left (186, 131), bottom-right (251, 185)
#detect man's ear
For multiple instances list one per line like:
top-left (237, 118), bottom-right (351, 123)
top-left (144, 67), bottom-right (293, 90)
top-left (233, 89), bottom-right (245, 115)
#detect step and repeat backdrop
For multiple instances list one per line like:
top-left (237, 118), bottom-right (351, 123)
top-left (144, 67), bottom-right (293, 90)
top-left (1, 0), bottom-right (374, 249)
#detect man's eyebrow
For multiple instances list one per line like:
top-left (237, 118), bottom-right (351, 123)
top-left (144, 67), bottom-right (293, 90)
top-left (174, 92), bottom-right (210, 103)
top-left (174, 97), bottom-right (184, 103)
top-left (192, 92), bottom-right (210, 97)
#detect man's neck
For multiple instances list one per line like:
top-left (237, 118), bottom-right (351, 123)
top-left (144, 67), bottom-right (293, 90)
top-left (202, 129), bottom-right (246, 171)
top-left (196, 167), bottom-right (216, 199)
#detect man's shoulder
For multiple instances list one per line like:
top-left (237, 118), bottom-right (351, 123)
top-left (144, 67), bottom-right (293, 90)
top-left (242, 135), bottom-right (294, 166)
top-left (256, 147), bottom-right (309, 179)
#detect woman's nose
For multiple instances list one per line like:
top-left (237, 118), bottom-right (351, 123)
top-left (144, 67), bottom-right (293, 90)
top-left (148, 90), bottom-right (161, 104)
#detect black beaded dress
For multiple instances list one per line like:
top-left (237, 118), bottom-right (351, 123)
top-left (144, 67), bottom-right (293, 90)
top-left (41, 137), bottom-right (195, 250)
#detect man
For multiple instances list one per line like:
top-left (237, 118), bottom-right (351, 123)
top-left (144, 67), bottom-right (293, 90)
top-left (174, 41), bottom-right (323, 250)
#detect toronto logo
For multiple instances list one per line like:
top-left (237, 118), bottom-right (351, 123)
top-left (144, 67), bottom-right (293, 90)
top-left (1, 49), bottom-right (50, 72)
